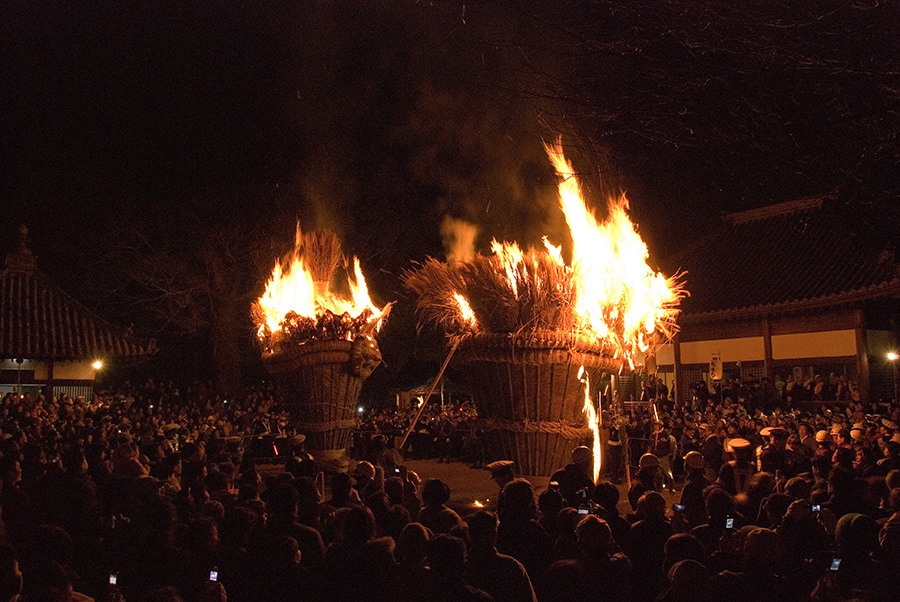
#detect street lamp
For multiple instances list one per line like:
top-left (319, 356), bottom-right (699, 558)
top-left (889, 352), bottom-right (899, 406)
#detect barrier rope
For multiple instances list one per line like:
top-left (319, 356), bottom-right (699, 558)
top-left (476, 417), bottom-right (593, 439)
top-left (294, 419), bottom-right (358, 432)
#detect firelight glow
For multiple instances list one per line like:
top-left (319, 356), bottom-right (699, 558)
top-left (448, 140), bottom-right (684, 366)
top-left (543, 140), bottom-right (683, 365)
top-left (254, 225), bottom-right (387, 341)
top-left (579, 366), bottom-right (602, 483)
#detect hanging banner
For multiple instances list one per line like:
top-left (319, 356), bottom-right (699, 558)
top-left (710, 354), bottom-right (722, 381)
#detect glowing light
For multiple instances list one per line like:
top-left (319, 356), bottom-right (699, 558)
top-left (473, 500), bottom-right (484, 508)
top-left (91, 360), bottom-right (103, 370)
top-left (453, 292), bottom-right (478, 329)
top-left (889, 352), bottom-right (899, 361)
top-left (544, 140), bottom-right (683, 362)
top-left (253, 224), bottom-right (388, 344)
top-left (579, 366), bottom-right (602, 483)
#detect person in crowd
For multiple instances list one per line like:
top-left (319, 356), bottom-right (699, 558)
top-left (463, 511), bottom-right (537, 602)
top-left (417, 479), bottom-right (465, 535)
top-left (394, 522), bottom-right (431, 602)
top-left (626, 491), bottom-right (672, 601)
top-left (261, 482), bottom-right (326, 570)
top-left (717, 437), bottom-right (755, 496)
top-left (496, 479), bottom-right (553, 581)
top-left (484, 460), bottom-right (515, 509)
top-left (550, 446), bottom-right (595, 506)
top-left (590, 481), bottom-right (631, 550)
top-left (628, 453), bottom-right (661, 511)
top-left (653, 425), bottom-right (677, 491)
top-left (2, 377), bottom-right (900, 600)
top-left (418, 534), bottom-right (492, 602)
top-left (679, 450), bottom-right (713, 528)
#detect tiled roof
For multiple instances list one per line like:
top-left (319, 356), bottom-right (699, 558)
top-left (670, 196), bottom-right (900, 318)
top-left (0, 228), bottom-right (156, 360)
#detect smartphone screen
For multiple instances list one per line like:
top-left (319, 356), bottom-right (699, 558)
top-left (830, 558), bottom-right (841, 571)
top-left (812, 504), bottom-right (821, 512)
top-left (725, 517), bottom-right (734, 529)
top-left (577, 507), bottom-right (590, 515)
top-left (673, 504), bottom-right (685, 512)
top-left (109, 574), bottom-right (118, 585)
top-left (209, 570), bottom-right (218, 582)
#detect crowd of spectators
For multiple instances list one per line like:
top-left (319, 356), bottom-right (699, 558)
top-left (0, 375), bottom-right (897, 601)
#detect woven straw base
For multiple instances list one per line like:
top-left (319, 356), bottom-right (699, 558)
top-left (455, 331), bottom-right (623, 476)
top-left (263, 337), bottom-right (381, 455)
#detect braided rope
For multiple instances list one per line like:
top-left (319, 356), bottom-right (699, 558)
top-left (294, 419), bottom-right (358, 432)
top-left (453, 330), bottom-right (622, 370)
top-left (477, 418), bottom-right (593, 440)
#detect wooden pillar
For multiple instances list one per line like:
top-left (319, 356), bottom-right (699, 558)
top-left (762, 317), bottom-right (773, 382)
top-left (673, 337), bottom-right (683, 408)
top-left (854, 309), bottom-right (870, 403)
top-left (45, 360), bottom-right (54, 401)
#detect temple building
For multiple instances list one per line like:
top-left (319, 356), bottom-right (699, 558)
top-left (647, 196), bottom-right (900, 406)
top-left (0, 226), bottom-right (155, 400)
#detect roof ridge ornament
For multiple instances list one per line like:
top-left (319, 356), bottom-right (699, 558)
top-left (5, 225), bottom-right (37, 274)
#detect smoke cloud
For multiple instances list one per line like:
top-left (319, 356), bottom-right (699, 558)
top-left (439, 216), bottom-right (479, 265)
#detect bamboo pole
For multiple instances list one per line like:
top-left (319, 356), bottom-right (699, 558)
top-left (398, 338), bottom-right (462, 450)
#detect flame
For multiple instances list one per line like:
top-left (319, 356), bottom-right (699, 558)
top-left (542, 140), bottom-right (683, 361)
top-left (453, 292), bottom-right (478, 328)
top-left (254, 225), bottom-right (387, 342)
top-left (579, 366), bottom-right (602, 483)
top-left (405, 139), bottom-right (685, 365)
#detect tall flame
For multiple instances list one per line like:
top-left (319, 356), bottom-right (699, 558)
top-left (579, 366), bottom-right (602, 483)
top-left (404, 139), bottom-right (685, 365)
top-left (543, 140), bottom-right (682, 362)
top-left (254, 225), bottom-right (387, 342)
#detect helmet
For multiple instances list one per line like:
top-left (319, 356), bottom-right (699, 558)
top-left (639, 453), bottom-right (660, 470)
top-left (683, 451), bottom-right (705, 470)
top-left (353, 461), bottom-right (375, 480)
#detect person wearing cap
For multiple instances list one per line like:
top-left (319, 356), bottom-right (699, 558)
top-left (698, 423), bottom-right (723, 482)
top-left (486, 460), bottom-right (515, 497)
top-left (680, 450), bottom-right (713, 528)
top-left (550, 446), bottom-right (595, 507)
top-left (285, 434), bottom-right (318, 479)
top-left (717, 438), bottom-right (755, 496)
top-left (628, 453), bottom-right (661, 511)
top-left (814, 428), bottom-right (835, 459)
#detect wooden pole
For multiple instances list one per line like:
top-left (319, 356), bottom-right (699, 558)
top-left (399, 338), bottom-right (462, 450)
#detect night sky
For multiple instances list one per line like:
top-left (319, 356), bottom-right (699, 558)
top-left (1, 1), bottom-right (897, 393)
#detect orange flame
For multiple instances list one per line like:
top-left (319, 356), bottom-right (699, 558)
top-left (255, 226), bottom-right (387, 342)
top-left (543, 139), bottom-right (683, 363)
top-left (579, 366), bottom-right (601, 483)
top-left (453, 292), bottom-right (478, 329)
